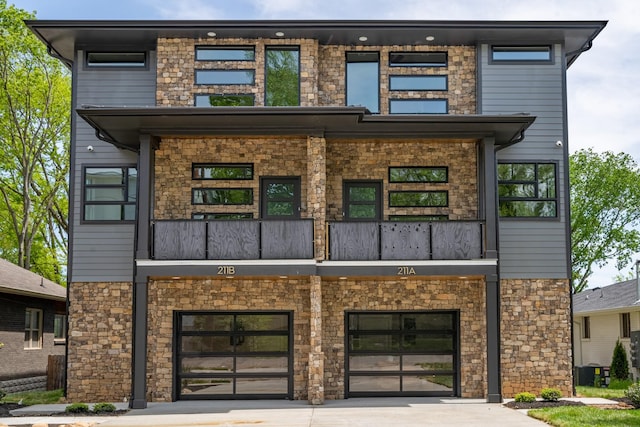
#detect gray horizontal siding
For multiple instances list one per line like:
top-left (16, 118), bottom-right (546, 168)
top-left (70, 49), bottom-right (156, 283)
top-left (480, 43), bottom-right (569, 279)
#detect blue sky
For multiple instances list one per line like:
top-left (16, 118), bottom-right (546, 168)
top-left (10, 0), bottom-right (640, 286)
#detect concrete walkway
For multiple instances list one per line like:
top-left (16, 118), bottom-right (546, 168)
top-left (1, 397), bottom-right (618, 426)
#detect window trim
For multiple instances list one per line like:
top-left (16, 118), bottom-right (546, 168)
top-left (497, 161), bottom-right (558, 220)
top-left (24, 308), bottom-right (43, 350)
top-left (389, 99), bottom-right (448, 114)
top-left (195, 69), bottom-right (256, 85)
top-left (389, 51), bottom-right (448, 67)
top-left (490, 45), bottom-right (554, 64)
top-left (82, 164), bottom-right (137, 224)
top-left (264, 45), bottom-right (301, 107)
top-left (84, 51), bottom-right (148, 70)
top-left (195, 46), bottom-right (256, 62)
top-left (192, 163), bottom-right (254, 180)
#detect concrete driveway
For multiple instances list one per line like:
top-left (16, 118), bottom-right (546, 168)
top-left (3, 398), bottom-right (549, 426)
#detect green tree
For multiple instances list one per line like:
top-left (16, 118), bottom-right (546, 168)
top-left (610, 340), bottom-right (630, 381)
top-left (570, 149), bottom-right (640, 293)
top-left (0, 1), bottom-right (70, 283)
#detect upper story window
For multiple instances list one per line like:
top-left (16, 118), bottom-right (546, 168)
top-left (195, 94), bottom-right (254, 107)
top-left (346, 52), bottom-right (379, 113)
top-left (491, 46), bottom-right (552, 63)
top-left (389, 167), bottom-right (448, 183)
top-left (265, 46), bottom-right (300, 106)
top-left (192, 163), bottom-right (254, 180)
top-left (195, 70), bottom-right (255, 85)
top-left (83, 166), bottom-right (137, 222)
top-left (54, 314), bottom-right (66, 344)
top-left (389, 75), bottom-right (447, 91)
top-left (196, 46), bottom-right (255, 61)
top-left (389, 52), bottom-right (447, 67)
top-left (389, 99), bottom-right (447, 114)
top-left (86, 52), bottom-right (146, 68)
top-left (582, 316), bottom-right (591, 339)
top-left (24, 308), bottom-right (42, 349)
top-left (498, 162), bottom-right (557, 218)
top-left (621, 313), bottom-right (631, 339)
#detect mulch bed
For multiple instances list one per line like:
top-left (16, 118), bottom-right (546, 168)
top-left (504, 400), bottom-right (586, 410)
top-left (0, 402), bottom-right (128, 417)
top-left (0, 403), bottom-right (22, 417)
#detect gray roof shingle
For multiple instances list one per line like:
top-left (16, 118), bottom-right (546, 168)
top-left (573, 280), bottom-right (640, 314)
top-left (0, 258), bottom-right (66, 301)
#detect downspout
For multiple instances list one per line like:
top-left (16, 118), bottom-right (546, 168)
top-left (635, 260), bottom-right (640, 303)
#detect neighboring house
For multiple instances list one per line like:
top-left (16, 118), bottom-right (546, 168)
top-left (573, 279), bottom-right (640, 380)
top-left (26, 19), bottom-right (605, 407)
top-left (0, 259), bottom-right (66, 393)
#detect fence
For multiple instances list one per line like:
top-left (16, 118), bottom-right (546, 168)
top-left (47, 355), bottom-right (65, 390)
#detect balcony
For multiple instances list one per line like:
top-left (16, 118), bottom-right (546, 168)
top-left (152, 219), bottom-right (314, 260)
top-left (328, 221), bottom-right (484, 261)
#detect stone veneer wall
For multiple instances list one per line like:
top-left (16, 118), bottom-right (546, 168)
top-left (326, 140), bottom-right (478, 221)
top-left (147, 278), bottom-right (311, 401)
top-left (318, 45), bottom-right (476, 114)
top-left (66, 282), bottom-right (133, 402)
top-left (157, 38), bottom-right (319, 107)
top-left (321, 278), bottom-right (487, 399)
top-left (500, 279), bottom-right (573, 397)
top-left (154, 137), bottom-right (308, 219)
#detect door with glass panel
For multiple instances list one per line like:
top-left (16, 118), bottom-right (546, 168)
top-left (344, 181), bottom-right (382, 220)
top-left (346, 311), bottom-right (458, 397)
top-left (260, 178), bottom-right (301, 219)
top-left (176, 311), bottom-right (292, 400)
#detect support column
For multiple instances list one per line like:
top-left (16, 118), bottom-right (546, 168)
top-left (131, 134), bottom-right (155, 409)
top-left (481, 137), bottom-right (498, 259)
top-left (308, 275), bottom-right (324, 404)
top-left (486, 274), bottom-right (501, 403)
top-left (307, 135), bottom-right (327, 260)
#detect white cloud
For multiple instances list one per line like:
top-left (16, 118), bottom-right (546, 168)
top-left (145, 0), bottom-right (226, 20)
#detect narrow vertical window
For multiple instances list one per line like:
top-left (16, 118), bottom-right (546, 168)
top-left (621, 313), bottom-right (631, 339)
top-left (25, 308), bottom-right (43, 349)
top-left (582, 316), bottom-right (591, 339)
top-left (265, 47), bottom-right (300, 106)
top-left (346, 52), bottom-right (379, 113)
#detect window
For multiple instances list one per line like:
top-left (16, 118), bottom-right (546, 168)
top-left (261, 178), bottom-right (301, 219)
top-left (192, 164), bottom-right (253, 180)
top-left (622, 313), bottom-right (631, 339)
top-left (389, 167), bottom-right (447, 183)
top-left (389, 215), bottom-right (448, 222)
top-left (192, 188), bottom-right (253, 205)
top-left (192, 213), bottom-right (253, 220)
top-left (491, 46), bottom-right (552, 62)
top-left (265, 47), bottom-right (300, 106)
top-left (344, 181), bottom-right (382, 220)
top-left (86, 52), bottom-right (146, 68)
top-left (498, 162), bottom-right (557, 218)
top-left (389, 75), bottom-right (447, 91)
top-left (346, 52), bottom-right (379, 113)
top-left (195, 94), bottom-right (254, 107)
top-left (195, 70), bottom-right (255, 85)
top-left (390, 99), bottom-right (447, 114)
top-left (582, 316), bottom-right (591, 339)
top-left (54, 314), bottom-right (66, 343)
top-left (389, 52), bottom-right (447, 67)
top-left (389, 191), bottom-right (448, 207)
top-left (83, 166), bottom-right (137, 222)
top-left (24, 308), bottom-right (42, 349)
top-left (195, 47), bottom-right (255, 61)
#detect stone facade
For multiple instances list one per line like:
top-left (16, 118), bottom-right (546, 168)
top-left (500, 279), bottom-right (573, 397)
top-left (156, 38), bottom-right (475, 113)
top-left (66, 282), bottom-right (133, 402)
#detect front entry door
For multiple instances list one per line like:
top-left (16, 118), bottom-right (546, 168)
top-left (261, 178), bottom-right (301, 219)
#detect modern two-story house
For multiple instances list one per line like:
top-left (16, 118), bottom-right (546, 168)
top-left (27, 19), bottom-right (605, 408)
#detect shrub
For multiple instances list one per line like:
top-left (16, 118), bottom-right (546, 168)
top-left (93, 402), bottom-right (116, 413)
top-left (608, 378), bottom-right (633, 390)
top-left (540, 388), bottom-right (562, 401)
top-left (514, 392), bottom-right (536, 403)
top-left (625, 382), bottom-right (640, 408)
top-left (65, 402), bottom-right (89, 413)
top-left (610, 340), bottom-right (630, 381)
top-left (0, 389), bottom-right (6, 400)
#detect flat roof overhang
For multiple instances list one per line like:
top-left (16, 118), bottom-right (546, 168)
top-left (26, 19), bottom-right (606, 68)
top-left (76, 106), bottom-right (536, 151)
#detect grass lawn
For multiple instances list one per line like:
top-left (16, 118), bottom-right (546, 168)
top-left (529, 406), bottom-right (640, 427)
top-left (1, 389), bottom-right (64, 406)
top-left (575, 385), bottom-right (626, 399)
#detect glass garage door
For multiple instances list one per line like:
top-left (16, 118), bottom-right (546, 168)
top-left (346, 311), bottom-right (458, 397)
top-left (176, 311), bottom-right (293, 399)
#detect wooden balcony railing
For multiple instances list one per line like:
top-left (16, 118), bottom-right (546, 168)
top-left (328, 221), bottom-right (484, 261)
top-left (152, 219), bottom-right (314, 260)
